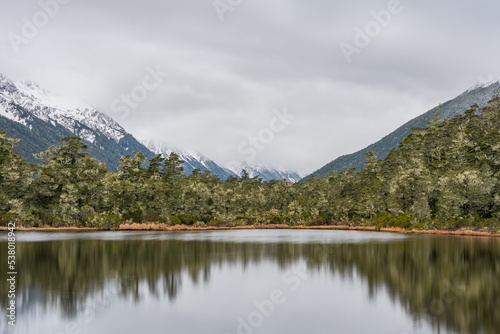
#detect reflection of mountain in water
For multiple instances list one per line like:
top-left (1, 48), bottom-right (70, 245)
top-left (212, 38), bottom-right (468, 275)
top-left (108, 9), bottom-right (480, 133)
top-left (1, 236), bottom-right (499, 333)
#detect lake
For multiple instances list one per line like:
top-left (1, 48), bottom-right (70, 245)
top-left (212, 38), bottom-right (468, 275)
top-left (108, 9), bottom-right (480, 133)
top-left (1, 230), bottom-right (499, 334)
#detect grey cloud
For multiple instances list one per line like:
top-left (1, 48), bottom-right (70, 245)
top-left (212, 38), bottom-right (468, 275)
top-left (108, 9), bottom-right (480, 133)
top-left (1, 0), bottom-right (500, 174)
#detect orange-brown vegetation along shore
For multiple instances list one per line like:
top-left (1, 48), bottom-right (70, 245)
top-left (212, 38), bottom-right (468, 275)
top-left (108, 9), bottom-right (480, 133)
top-left (0, 226), bottom-right (99, 231)
top-left (1, 224), bottom-right (498, 237)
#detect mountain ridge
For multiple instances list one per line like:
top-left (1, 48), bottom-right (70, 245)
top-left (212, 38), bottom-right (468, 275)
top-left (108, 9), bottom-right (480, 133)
top-left (302, 81), bottom-right (500, 181)
top-left (226, 161), bottom-right (305, 183)
top-left (0, 73), bottom-right (301, 182)
top-left (145, 140), bottom-right (305, 182)
top-left (0, 73), bottom-right (155, 169)
top-left (144, 140), bottom-right (238, 180)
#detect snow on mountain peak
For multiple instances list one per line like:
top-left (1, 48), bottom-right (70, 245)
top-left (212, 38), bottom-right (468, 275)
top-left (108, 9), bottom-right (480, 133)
top-left (15, 80), bottom-right (93, 113)
top-left (17, 80), bottom-right (50, 95)
top-left (465, 76), bottom-right (500, 94)
top-left (0, 74), bottom-right (17, 94)
top-left (143, 140), bottom-right (177, 156)
top-left (143, 140), bottom-right (303, 182)
top-left (0, 73), bottom-right (127, 143)
top-left (0, 73), bottom-right (12, 84)
top-left (225, 160), bottom-right (305, 182)
top-left (143, 140), bottom-right (208, 162)
top-left (0, 73), bottom-right (303, 182)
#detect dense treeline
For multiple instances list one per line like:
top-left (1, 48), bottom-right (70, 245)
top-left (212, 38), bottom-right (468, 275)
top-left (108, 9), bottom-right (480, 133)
top-left (1, 94), bottom-right (500, 230)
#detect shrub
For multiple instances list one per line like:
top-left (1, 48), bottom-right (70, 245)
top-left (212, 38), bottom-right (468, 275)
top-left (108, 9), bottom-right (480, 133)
top-left (51, 215), bottom-right (78, 227)
top-left (311, 215), bottom-right (327, 225)
top-left (268, 215), bottom-right (289, 225)
top-left (200, 215), bottom-right (211, 223)
top-left (87, 214), bottom-right (124, 229)
top-left (169, 215), bottom-right (182, 225)
top-left (178, 213), bottom-right (195, 225)
top-left (300, 212), bottom-right (312, 220)
top-left (208, 217), bottom-right (222, 226)
top-left (125, 208), bottom-right (143, 222)
top-left (227, 220), bottom-right (245, 227)
top-left (375, 213), bottom-right (418, 229)
top-left (78, 205), bottom-right (96, 223)
top-left (236, 216), bottom-right (256, 225)
top-left (1, 211), bottom-right (42, 227)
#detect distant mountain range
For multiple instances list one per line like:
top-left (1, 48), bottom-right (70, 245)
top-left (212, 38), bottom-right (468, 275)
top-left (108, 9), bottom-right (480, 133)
top-left (302, 80), bottom-right (500, 181)
top-left (0, 73), bottom-right (154, 169)
top-left (144, 140), bottom-right (236, 180)
top-left (0, 73), bottom-right (301, 182)
top-left (9, 72), bottom-right (495, 185)
top-left (145, 141), bottom-right (304, 182)
top-left (225, 161), bottom-right (304, 183)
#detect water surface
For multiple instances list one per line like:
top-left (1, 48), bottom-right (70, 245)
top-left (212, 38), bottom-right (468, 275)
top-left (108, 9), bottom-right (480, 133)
top-left (0, 230), bottom-right (498, 334)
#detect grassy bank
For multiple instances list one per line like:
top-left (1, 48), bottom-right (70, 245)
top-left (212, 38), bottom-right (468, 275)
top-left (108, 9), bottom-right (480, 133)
top-left (1, 222), bottom-right (498, 237)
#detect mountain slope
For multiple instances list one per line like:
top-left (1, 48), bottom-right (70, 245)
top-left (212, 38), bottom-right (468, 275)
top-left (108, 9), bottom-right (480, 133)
top-left (0, 73), bottom-right (155, 169)
top-left (226, 162), bottom-right (304, 183)
top-left (145, 141), bottom-right (304, 182)
top-left (0, 73), bottom-right (302, 181)
top-left (303, 81), bottom-right (500, 181)
top-left (145, 141), bottom-right (237, 180)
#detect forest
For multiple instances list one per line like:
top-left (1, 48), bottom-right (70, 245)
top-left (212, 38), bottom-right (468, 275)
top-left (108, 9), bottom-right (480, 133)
top-left (1, 94), bottom-right (500, 232)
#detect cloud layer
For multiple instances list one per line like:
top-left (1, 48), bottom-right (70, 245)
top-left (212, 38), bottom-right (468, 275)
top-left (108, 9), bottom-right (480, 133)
top-left (1, 0), bottom-right (500, 173)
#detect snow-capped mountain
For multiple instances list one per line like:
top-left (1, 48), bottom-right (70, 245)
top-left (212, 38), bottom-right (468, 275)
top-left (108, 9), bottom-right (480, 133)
top-left (0, 74), bottom-right (127, 144)
top-left (0, 73), bottom-right (155, 169)
top-left (144, 140), bottom-right (237, 180)
top-left (145, 141), bottom-right (303, 182)
top-left (226, 161), bottom-right (305, 183)
top-left (0, 73), bottom-right (302, 181)
top-left (465, 76), bottom-right (500, 93)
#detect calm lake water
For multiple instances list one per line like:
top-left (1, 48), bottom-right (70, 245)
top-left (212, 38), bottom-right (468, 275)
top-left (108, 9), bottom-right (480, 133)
top-left (1, 230), bottom-right (499, 334)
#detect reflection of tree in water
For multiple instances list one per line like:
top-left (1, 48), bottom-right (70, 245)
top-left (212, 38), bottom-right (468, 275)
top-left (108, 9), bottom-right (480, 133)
top-left (0, 236), bottom-right (499, 333)
top-left (322, 237), bottom-right (500, 334)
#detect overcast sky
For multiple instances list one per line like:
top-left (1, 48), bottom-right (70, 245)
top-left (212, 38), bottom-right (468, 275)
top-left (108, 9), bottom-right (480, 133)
top-left (1, 0), bottom-right (500, 174)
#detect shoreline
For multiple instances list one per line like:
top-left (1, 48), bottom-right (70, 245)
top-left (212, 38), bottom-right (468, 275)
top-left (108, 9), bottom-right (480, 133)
top-left (1, 223), bottom-right (498, 238)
